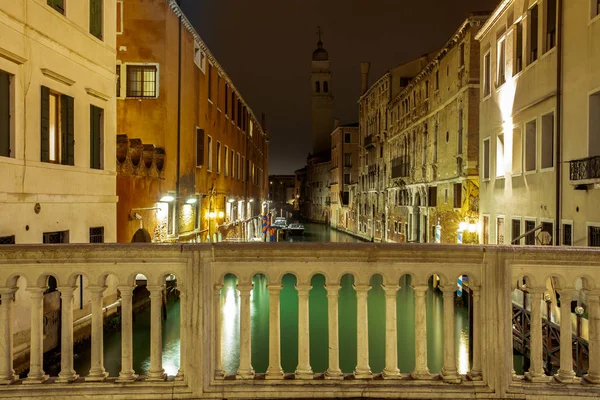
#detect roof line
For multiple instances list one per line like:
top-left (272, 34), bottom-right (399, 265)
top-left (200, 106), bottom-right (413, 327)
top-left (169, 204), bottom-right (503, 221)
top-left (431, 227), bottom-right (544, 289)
top-left (475, 0), bottom-right (512, 41)
top-left (167, 0), bottom-right (267, 137)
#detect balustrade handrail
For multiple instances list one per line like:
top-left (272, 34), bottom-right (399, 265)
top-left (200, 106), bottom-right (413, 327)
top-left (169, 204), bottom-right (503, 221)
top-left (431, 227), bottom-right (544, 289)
top-left (0, 243), bottom-right (599, 398)
top-left (570, 155), bottom-right (600, 181)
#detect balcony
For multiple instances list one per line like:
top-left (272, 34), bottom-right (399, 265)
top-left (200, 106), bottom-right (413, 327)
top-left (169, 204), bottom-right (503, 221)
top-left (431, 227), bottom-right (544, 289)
top-left (0, 244), bottom-right (598, 398)
top-left (391, 157), bottom-right (409, 178)
top-left (364, 134), bottom-right (375, 150)
top-left (570, 156), bottom-right (600, 186)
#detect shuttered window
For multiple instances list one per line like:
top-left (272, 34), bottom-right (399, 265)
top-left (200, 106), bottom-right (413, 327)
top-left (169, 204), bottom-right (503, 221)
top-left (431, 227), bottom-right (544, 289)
top-left (47, 0), bottom-right (65, 14)
top-left (40, 86), bottom-right (74, 165)
top-left (0, 70), bottom-right (10, 157)
top-left (89, 0), bottom-right (103, 40)
top-left (90, 105), bottom-right (103, 169)
top-left (196, 128), bottom-right (204, 167)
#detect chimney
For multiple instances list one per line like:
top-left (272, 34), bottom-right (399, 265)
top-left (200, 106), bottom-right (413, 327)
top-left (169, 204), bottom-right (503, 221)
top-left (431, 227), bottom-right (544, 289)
top-left (334, 118), bottom-right (340, 129)
top-left (261, 112), bottom-right (267, 130)
top-left (360, 62), bottom-right (371, 95)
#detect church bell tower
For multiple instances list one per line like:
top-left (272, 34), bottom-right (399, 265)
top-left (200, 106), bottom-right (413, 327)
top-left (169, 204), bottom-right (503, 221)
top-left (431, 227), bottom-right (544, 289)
top-left (311, 27), bottom-right (334, 155)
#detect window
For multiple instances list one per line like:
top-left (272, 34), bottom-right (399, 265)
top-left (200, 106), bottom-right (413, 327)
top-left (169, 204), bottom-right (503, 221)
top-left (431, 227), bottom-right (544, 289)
top-left (433, 124), bottom-right (438, 163)
top-left (482, 216), bottom-right (490, 244)
top-left (216, 141), bottom-right (221, 173)
top-left (324, 81), bottom-right (329, 93)
top-left (41, 86), bottom-right (74, 165)
top-left (89, 0), bottom-right (103, 40)
top-left (116, 65), bottom-right (121, 97)
top-left (224, 83), bottom-right (229, 115)
top-left (525, 120), bottom-right (537, 172)
top-left (126, 65), bottom-right (157, 98)
top-left (562, 223), bottom-right (572, 246)
top-left (529, 5), bottom-right (539, 64)
top-left (231, 92), bottom-right (236, 122)
top-left (224, 146), bottom-right (229, 176)
top-left (512, 127), bottom-right (522, 174)
top-left (497, 38), bottom-right (506, 86)
top-left (43, 230), bottom-right (68, 244)
top-left (541, 221), bottom-right (554, 245)
top-left (591, 92), bottom-right (600, 156)
top-left (592, 0), bottom-right (600, 19)
top-left (344, 153), bottom-right (351, 167)
top-left (116, 0), bottom-right (123, 35)
top-left (0, 235), bottom-right (15, 245)
top-left (194, 42), bottom-right (201, 68)
top-left (428, 186), bottom-right (437, 207)
top-left (90, 105), bottom-right (103, 170)
top-left (343, 173), bottom-right (351, 185)
top-left (207, 64), bottom-right (213, 101)
top-left (496, 133), bottom-right (505, 177)
top-left (89, 227), bottom-right (104, 243)
top-left (0, 70), bottom-right (13, 158)
top-left (515, 21), bottom-right (523, 74)
top-left (589, 226), bottom-right (600, 247)
top-left (344, 133), bottom-right (351, 143)
top-left (315, 81), bottom-right (320, 93)
top-left (525, 220), bottom-right (536, 245)
top-left (453, 183), bottom-right (462, 208)
top-left (541, 113), bottom-right (554, 169)
top-left (459, 42), bottom-right (465, 67)
top-left (457, 110), bottom-right (463, 155)
top-left (242, 156), bottom-right (246, 181)
top-left (47, 0), bottom-right (64, 14)
top-left (207, 135), bottom-right (213, 171)
top-left (483, 51), bottom-right (491, 97)
top-left (231, 149), bottom-right (235, 179)
top-left (545, 0), bottom-right (557, 52)
top-left (496, 217), bottom-right (505, 244)
top-left (216, 74), bottom-right (221, 110)
top-left (425, 80), bottom-right (429, 99)
top-left (511, 219), bottom-right (521, 245)
top-left (196, 128), bottom-right (204, 167)
top-left (435, 70), bottom-right (439, 90)
top-left (237, 152), bottom-right (241, 180)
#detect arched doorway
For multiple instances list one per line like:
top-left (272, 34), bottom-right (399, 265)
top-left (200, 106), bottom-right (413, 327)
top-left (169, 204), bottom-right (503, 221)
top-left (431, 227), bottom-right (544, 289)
top-left (131, 228), bottom-right (152, 243)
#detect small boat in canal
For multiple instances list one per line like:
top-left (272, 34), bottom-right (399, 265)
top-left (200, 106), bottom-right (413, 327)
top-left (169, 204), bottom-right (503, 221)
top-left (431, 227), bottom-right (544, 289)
top-left (287, 222), bottom-right (305, 236)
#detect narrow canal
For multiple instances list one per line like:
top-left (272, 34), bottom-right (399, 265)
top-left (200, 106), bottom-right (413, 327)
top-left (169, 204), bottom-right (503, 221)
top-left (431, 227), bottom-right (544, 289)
top-left (67, 223), bottom-right (470, 376)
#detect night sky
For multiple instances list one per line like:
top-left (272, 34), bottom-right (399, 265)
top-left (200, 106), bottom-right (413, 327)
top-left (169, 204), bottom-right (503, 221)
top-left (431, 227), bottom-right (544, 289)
top-left (180, 0), bottom-right (500, 175)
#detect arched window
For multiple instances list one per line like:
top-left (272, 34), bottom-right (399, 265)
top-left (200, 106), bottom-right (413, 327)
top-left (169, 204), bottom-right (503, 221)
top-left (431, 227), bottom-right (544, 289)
top-left (323, 81), bottom-right (329, 93)
top-left (315, 81), bottom-right (321, 93)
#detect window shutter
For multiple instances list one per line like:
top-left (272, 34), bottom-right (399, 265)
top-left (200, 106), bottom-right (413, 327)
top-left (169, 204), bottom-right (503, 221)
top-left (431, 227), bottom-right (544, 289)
top-left (0, 71), bottom-right (9, 157)
top-left (90, 105), bottom-right (102, 169)
top-left (40, 86), bottom-right (50, 162)
top-left (89, 0), bottom-right (103, 40)
top-left (61, 95), bottom-right (75, 165)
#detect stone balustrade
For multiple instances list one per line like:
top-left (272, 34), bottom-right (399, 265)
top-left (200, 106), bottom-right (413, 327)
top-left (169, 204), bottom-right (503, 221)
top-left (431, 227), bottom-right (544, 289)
top-left (0, 244), bottom-right (598, 399)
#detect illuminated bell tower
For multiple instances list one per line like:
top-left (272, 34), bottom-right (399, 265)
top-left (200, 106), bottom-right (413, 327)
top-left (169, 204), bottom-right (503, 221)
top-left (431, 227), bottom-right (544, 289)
top-left (311, 26), bottom-right (334, 155)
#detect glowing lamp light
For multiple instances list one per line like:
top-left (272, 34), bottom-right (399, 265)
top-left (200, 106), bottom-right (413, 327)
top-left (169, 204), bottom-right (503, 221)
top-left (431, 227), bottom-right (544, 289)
top-left (160, 195), bottom-right (175, 202)
top-left (468, 223), bottom-right (477, 233)
top-left (228, 198), bottom-right (236, 203)
top-left (186, 197), bottom-right (197, 204)
top-left (458, 222), bottom-right (468, 232)
top-left (218, 211), bottom-right (224, 218)
top-left (209, 211), bottom-right (217, 219)
top-left (248, 198), bottom-right (254, 203)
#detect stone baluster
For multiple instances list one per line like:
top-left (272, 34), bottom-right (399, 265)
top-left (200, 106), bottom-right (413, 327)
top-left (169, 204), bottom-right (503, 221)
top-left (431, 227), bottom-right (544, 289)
top-left (236, 283), bottom-right (254, 379)
top-left (56, 286), bottom-right (79, 383)
top-left (176, 287), bottom-right (186, 381)
top-left (23, 287), bottom-right (48, 384)
top-left (86, 286), bottom-right (108, 382)
top-left (555, 289), bottom-right (576, 383)
top-left (411, 285), bottom-right (431, 380)
top-left (116, 285), bottom-right (138, 383)
top-left (382, 284), bottom-right (401, 379)
top-left (354, 284), bottom-right (372, 379)
top-left (525, 288), bottom-right (548, 382)
top-left (325, 284), bottom-right (343, 379)
top-left (468, 286), bottom-right (483, 381)
top-left (585, 294), bottom-right (600, 384)
top-left (147, 285), bottom-right (166, 381)
top-left (266, 284), bottom-right (284, 379)
top-left (440, 286), bottom-right (460, 383)
top-left (295, 284), bottom-right (313, 379)
top-left (0, 288), bottom-right (16, 384)
top-left (213, 285), bottom-right (225, 379)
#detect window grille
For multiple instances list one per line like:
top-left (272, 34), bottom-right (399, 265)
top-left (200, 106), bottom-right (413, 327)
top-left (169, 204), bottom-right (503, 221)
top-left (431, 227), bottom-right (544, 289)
top-left (126, 65), bottom-right (157, 98)
top-left (89, 227), bottom-right (104, 243)
top-left (589, 226), bottom-right (600, 247)
top-left (0, 235), bottom-right (15, 245)
top-left (562, 224), bottom-right (572, 246)
top-left (525, 220), bottom-right (536, 245)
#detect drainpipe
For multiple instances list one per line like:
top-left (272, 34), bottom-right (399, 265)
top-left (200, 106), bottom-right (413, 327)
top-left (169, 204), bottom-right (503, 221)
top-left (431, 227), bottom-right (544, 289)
top-left (555, 0), bottom-right (563, 246)
top-left (175, 0), bottom-right (183, 237)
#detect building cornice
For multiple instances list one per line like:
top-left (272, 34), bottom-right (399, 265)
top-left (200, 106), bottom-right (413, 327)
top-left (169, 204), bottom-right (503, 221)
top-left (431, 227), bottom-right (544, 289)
top-left (475, 0), bottom-right (512, 41)
top-left (166, 0), bottom-right (267, 139)
top-left (41, 68), bottom-right (75, 86)
top-left (0, 47), bottom-right (27, 64)
top-left (358, 73), bottom-right (391, 103)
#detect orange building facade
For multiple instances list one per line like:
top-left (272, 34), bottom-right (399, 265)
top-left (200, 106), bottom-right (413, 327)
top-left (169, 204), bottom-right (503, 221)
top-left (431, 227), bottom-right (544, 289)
top-left (116, 0), bottom-right (269, 243)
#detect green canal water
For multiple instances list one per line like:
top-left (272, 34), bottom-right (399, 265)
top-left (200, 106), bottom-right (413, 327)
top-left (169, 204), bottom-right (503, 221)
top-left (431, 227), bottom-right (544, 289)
top-left (67, 223), bottom-right (470, 377)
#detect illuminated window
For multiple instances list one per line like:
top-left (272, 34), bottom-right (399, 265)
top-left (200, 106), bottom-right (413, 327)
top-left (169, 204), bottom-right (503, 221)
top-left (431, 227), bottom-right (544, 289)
top-left (482, 216), bottom-right (490, 244)
top-left (496, 133), bottom-right (505, 177)
top-left (126, 65), bottom-right (158, 98)
top-left (496, 217), bottom-right (505, 244)
top-left (224, 146), bottom-right (229, 176)
top-left (41, 87), bottom-right (74, 165)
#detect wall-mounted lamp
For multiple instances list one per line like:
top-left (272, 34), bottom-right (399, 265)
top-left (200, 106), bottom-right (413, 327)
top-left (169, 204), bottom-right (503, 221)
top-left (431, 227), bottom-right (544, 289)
top-left (160, 194), bottom-right (175, 202)
top-left (228, 198), bottom-right (236, 203)
top-left (186, 197), bottom-right (197, 204)
top-left (248, 198), bottom-right (254, 203)
top-left (218, 211), bottom-right (224, 218)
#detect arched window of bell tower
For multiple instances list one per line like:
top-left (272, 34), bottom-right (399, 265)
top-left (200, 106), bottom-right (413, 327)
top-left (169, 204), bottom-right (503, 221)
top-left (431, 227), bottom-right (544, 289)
top-left (323, 81), bottom-right (329, 93)
top-left (315, 81), bottom-right (321, 93)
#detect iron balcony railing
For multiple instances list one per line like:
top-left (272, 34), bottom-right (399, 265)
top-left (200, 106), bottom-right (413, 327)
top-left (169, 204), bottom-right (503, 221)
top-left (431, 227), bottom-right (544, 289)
top-left (570, 155), bottom-right (600, 181)
top-left (364, 134), bottom-right (375, 149)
